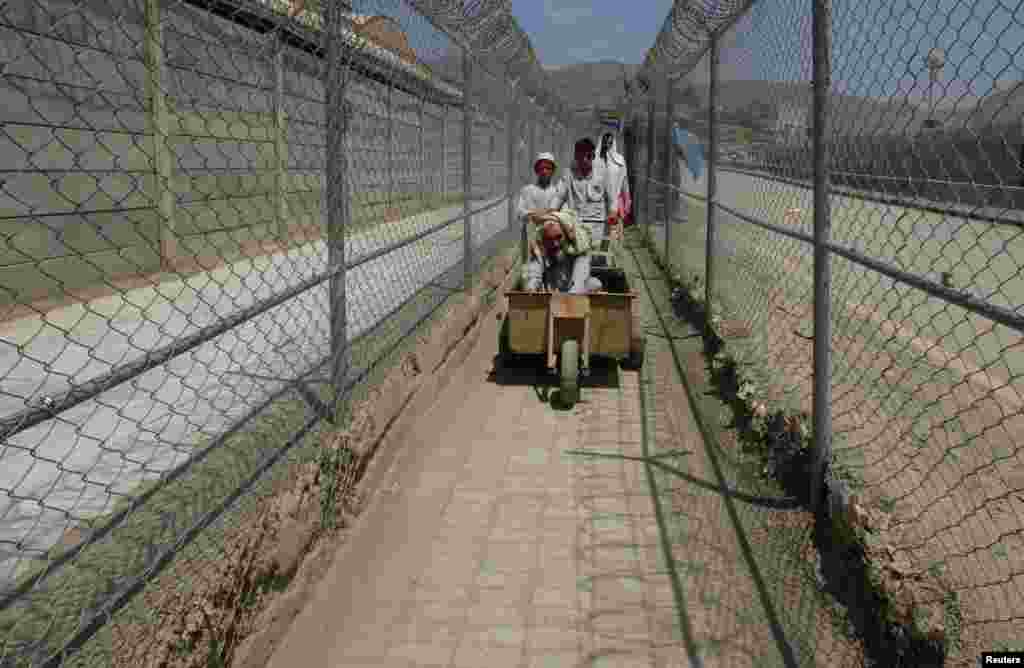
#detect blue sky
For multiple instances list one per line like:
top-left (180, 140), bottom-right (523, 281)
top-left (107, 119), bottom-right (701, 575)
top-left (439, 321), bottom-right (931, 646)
top-left (709, 0), bottom-right (1023, 105)
top-left (508, 0), bottom-right (1024, 107)
top-left (369, 0), bottom-right (1022, 107)
top-left (828, 0), bottom-right (1024, 104)
top-left (509, 0), bottom-right (674, 66)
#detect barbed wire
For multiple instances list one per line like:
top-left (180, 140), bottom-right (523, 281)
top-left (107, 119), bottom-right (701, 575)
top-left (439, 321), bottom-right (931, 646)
top-left (405, 0), bottom-right (569, 122)
top-left (0, 0), bottom-right (575, 664)
top-left (634, 0), bottom-right (1024, 664)
top-left (635, 0), bottom-right (755, 89)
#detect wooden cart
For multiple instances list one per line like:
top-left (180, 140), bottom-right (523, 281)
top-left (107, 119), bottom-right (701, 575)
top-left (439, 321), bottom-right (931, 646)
top-left (499, 248), bottom-right (645, 407)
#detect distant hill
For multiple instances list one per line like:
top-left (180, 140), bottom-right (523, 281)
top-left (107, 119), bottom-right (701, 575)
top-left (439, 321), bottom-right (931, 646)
top-left (418, 53), bottom-right (984, 140)
top-left (542, 61), bottom-right (641, 110)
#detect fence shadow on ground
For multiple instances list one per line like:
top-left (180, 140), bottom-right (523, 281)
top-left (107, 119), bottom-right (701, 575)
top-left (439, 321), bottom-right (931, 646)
top-left (634, 224), bottom-right (947, 667)
top-left (487, 348), bottom-right (622, 412)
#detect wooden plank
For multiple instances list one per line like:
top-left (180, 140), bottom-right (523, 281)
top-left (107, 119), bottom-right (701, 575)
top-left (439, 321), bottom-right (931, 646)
top-left (553, 319), bottom-right (586, 360)
top-left (550, 293), bottom-right (590, 319)
top-left (589, 294), bottom-right (632, 357)
top-left (507, 292), bottom-right (549, 354)
top-left (547, 300), bottom-right (555, 368)
top-left (582, 314), bottom-right (591, 370)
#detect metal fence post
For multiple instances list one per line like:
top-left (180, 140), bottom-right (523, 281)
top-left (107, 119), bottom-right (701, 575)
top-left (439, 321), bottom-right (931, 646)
top-left (706, 35), bottom-right (719, 324)
top-left (419, 96), bottom-right (425, 199)
top-left (325, 0), bottom-right (348, 405)
top-left (528, 101), bottom-right (537, 177)
top-left (387, 81), bottom-right (394, 211)
top-left (462, 48), bottom-right (473, 288)
top-left (570, 119), bottom-right (575, 168)
top-left (568, 119), bottom-right (573, 168)
top-left (567, 120), bottom-right (572, 168)
top-left (625, 112), bottom-right (635, 210)
top-left (661, 74), bottom-right (675, 269)
top-left (492, 118), bottom-right (498, 196)
top-left (561, 119), bottom-right (569, 173)
top-left (144, 0), bottom-right (177, 270)
top-left (645, 90), bottom-right (655, 236)
top-left (562, 121), bottom-right (568, 171)
top-left (441, 104), bottom-right (447, 196)
top-left (810, 0), bottom-right (834, 513)
top-left (507, 86), bottom-right (518, 232)
top-left (559, 121), bottom-right (565, 172)
top-left (273, 35), bottom-right (288, 245)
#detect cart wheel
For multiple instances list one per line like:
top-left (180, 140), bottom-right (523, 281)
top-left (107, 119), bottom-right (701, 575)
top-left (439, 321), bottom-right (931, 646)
top-left (560, 339), bottom-right (579, 407)
top-left (623, 306), bottom-right (645, 370)
top-left (624, 347), bottom-right (645, 370)
top-left (498, 318), bottom-right (510, 360)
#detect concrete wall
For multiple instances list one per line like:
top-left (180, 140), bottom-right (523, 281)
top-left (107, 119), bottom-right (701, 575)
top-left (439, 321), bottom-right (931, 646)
top-left (0, 0), bottom-right (508, 307)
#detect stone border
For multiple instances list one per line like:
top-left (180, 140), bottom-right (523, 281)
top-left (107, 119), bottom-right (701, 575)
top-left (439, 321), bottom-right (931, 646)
top-left (230, 249), bottom-right (520, 668)
top-left (105, 247), bottom-right (519, 668)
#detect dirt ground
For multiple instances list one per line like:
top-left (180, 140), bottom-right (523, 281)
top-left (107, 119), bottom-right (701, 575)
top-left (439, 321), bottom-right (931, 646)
top-left (748, 272), bottom-right (1024, 663)
top-left (256, 246), bottom-right (848, 667)
top-left (632, 238), bottom-right (866, 667)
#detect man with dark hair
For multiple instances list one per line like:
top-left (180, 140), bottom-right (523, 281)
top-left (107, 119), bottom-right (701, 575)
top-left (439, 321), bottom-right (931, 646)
top-left (553, 138), bottom-right (618, 250)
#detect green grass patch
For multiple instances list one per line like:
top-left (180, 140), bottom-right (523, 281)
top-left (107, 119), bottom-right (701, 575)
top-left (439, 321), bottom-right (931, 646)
top-left (631, 224), bottom-right (951, 666)
top-left (623, 229), bottom-right (830, 666)
top-left (0, 239), bottom-right (519, 667)
top-left (349, 191), bottom-right (466, 232)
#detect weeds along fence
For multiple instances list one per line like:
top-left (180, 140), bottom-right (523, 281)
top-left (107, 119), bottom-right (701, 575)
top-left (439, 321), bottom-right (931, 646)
top-left (629, 0), bottom-right (1024, 664)
top-left (0, 0), bottom-right (578, 664)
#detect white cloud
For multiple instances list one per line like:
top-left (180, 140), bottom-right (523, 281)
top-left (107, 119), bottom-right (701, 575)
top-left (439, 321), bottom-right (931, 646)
top-left (565, 39), bottom-right (612, 62)
top-left (543, 1), bottom-right (594, 26)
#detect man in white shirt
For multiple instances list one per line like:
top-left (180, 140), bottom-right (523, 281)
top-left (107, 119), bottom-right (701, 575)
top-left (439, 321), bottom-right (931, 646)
top-left (596, 132), bottom-right (631, 231)
top-left (553, 138), bottom-right (619, 250)
top-left (516, 152), bottom-right (562, 226)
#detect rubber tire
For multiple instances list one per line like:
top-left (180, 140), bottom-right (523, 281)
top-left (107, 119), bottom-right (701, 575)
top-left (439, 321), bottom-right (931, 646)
top-left (498, 318), bottom-right (510, 358)
top-left (624, 299), bottom-right (645, 370)
top-left (560, 339), bottom-right (579, 407)
top-left (624, 346), bottom-right (645, 371)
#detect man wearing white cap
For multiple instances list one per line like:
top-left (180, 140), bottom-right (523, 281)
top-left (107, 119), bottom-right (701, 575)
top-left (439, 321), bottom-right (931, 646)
top-left (516, 152), bottom-right (562, 226)
top-left (517, 153), bottom-right (602, 294)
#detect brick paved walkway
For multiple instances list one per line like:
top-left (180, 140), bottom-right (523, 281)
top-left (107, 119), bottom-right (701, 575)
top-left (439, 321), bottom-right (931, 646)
top-left (265, 299), bottom-right (693, 667)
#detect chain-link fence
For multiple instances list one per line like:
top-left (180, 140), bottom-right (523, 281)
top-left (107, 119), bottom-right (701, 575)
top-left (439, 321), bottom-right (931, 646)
top-left (631, 0), bottom-right (1024, 665)
top-left (0, 0), bottom-right (582, 664)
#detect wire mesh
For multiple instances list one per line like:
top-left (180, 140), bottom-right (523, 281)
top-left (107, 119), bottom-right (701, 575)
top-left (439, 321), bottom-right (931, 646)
top-left (0, 0), bottom-right (570, 664)
top-left (633, 0), bottom-right (1024, 664)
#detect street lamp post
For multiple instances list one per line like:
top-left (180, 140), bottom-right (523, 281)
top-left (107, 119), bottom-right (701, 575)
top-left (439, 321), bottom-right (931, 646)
top-left (924, 47), bottom-right (945, 130)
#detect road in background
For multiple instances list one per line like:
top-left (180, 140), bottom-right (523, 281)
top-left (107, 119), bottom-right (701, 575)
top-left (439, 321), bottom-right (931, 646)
top-left (0, 197), bottom-right (507, 583)
top-left (654, 163), bottom-right (1024, 385)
